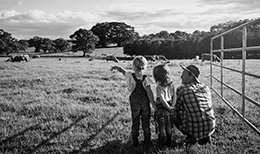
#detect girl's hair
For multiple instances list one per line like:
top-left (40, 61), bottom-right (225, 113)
top-left (153, 64), bottom-right (172, 87)
top-left (133, 56), bottom-right (148, 70)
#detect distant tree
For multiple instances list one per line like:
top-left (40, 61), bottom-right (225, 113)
top-left (0, 29), bottom-right (22, 55)
top-left (69, 28), bottom-right (99, 57)
top-left (91, 22), bottom-right (138, 47)
top-left (173, 30), bottom-right (191, 41)
top-left (28, 36), bottom-right (54, 53)
top-left (53, 38), bottom-right (71, 52)
top-left (18, 39), bottom-right (29, 51)
top-left (42, 38), bottom-right (54, 53)
top-left (155, 30), bottom-right (169, 38)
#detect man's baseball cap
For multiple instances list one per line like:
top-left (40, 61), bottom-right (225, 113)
top-left (180, 65), bottom-right (200, 83)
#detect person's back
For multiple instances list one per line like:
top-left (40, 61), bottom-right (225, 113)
top-left (110, 56), bottom-right (156, 149)
top-left (176, 83), bottom-right (215, 140)
top-left (153, 64), bottom-right (176, 148)
top-left (175, 65), bottom-right (215, 145)
top-left (131, 73), bottom-right (148, 96)
top-left (129, 73), bottom-right (151, 147)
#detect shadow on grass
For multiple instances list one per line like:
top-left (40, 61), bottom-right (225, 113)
top-left (70, 112), bottom-right (122, 154)
top-left (26, 115), bottom-right (88, 154)
top-left (0, 115), bottom-right (88, 153)
top-left (0, 121), bottom-right (44, 145)
top-left (0, 119), bottom-right (51, 154)
top-left (78, 138), bottom-right (187, 154)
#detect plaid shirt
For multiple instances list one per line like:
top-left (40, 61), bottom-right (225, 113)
top-left (175, 83), bottom-right (215, 139)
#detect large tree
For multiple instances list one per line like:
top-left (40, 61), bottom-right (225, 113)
top-left (91, 22), bottom-right (138, 47)
top-left (28, 36), bottom-right (54, 53)
top-left (0, 29), bottom-right (23, 55)
top-left (18, 39), bottom-right (29, 51)
top-left (53, 38), bottom-right (71, 52)
top-left (69, 28), bottom-right (99, 57)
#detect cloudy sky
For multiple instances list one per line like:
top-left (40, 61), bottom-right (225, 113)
top-left (0, 0), bottom-right (259, 40)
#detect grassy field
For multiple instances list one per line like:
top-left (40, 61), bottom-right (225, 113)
top-left (0, 49), bottom-right (259, 154)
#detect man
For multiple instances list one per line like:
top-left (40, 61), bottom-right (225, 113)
top-left (174, 65), bottom-right (215, 145)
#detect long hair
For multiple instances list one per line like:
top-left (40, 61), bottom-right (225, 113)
top-left (153, 64), bottom-right (172, 87)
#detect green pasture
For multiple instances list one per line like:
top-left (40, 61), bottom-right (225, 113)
top-left (0, 54), bottom-right (259, 154)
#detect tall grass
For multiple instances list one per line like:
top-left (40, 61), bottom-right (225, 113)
top-left (0, 56), bottom-right (259, 154)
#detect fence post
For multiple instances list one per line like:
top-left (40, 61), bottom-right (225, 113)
top-left (210, 39), bottom-right (213, 89)
top-left (242, 27), bottom-right (247, 117)
top-left (221, 36), bottom-right (224, 97)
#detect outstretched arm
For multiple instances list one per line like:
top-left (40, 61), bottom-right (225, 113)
top-left (110, 65), bottom-right (126, 76)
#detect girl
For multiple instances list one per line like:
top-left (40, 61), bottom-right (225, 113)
top-left (153, 64), bottom-right (176, 148)
top-left (110, 56), bottom-right (156, 148)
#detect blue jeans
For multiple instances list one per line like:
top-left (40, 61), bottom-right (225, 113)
top-left (129, 94), bottom-right (151, 146)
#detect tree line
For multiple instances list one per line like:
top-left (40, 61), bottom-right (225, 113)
top-left (1, 19), bottom-right (260, 59)
top-left (124, 19), bottom-right (260, 59)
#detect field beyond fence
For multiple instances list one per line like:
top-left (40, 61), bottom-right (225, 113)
top-left (0, 51), bottom-right (259, 153)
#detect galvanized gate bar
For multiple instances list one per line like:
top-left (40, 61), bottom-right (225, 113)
top-left (212, 63), bottom-right (260, 79)
top-left (210, 17), bottom-right (260, 136)
top-left (212, 75), bottom-right (260, 108)
top-left (212, 88), bottom-right (260, 136)
top-left (212, 46), bottom-right (260, 53)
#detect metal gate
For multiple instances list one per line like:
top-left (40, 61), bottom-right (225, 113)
top-left (210, 18), bottom-right (260, 135)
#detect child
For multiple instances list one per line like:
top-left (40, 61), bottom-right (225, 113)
top-left (153, 64), bottom-right (176, 148)
top-left (110, 56), bottom-right (156, 148)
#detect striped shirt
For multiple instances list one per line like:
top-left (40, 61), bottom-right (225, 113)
top-left (175, 83), bottom-right (215, 140)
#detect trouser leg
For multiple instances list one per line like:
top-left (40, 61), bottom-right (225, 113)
top-left (131, 103), bottom-right (141, 147)
top-left (158, 116), bottom-right (167, 147)
top-left (141, 104), bottom-right (151, 146)
top-left (165, 116), bottom-right (172, 147)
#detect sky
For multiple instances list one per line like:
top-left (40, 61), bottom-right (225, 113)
top-left (0, 0), bottom-right (259, 40)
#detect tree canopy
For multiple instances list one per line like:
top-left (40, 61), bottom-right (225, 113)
top-left (0, 29), bottom-right (27, 55)
top-left (53, 38), bottom-right (71, 52)
top-left (1, 18), bottom-right (259, 59)
top-left (28, 36), bottom-right (54, 53)
top-left (91, 22), bottom-right (139, 47)
top-left (69, 28), bottom-right (99, 57)
top-left (124, 19), bottom-right (260, 59)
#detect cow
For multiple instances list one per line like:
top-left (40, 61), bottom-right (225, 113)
top-left (106, 55), bottom-right (119, 63)
top-left (194, 55), bottom-right (199, 61)
top-left (201, 53), bottom-right (221, 62)
top-left (158, 55), bottom-right (168, 61)
top-left (153, 55), bottom-right (160, 60)
top-left (6, 55), bottom-right (30, 62)
top-left (31, 55), bottom-right (40, 58)
top-left (144, 55), bottom-right (156, 61)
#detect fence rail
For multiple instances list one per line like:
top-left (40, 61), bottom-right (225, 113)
top-left (210, 18), bottom-right (260, 136)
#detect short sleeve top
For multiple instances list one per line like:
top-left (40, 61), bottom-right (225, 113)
top-left (156, 82), bottom-right (175, 106)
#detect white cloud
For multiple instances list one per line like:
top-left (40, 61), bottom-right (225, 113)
top-left (0, 10), bottom-right (102, 39)
top-left (17, 1), bottom-right (23, 5)
top-left (0, 0), bottom-right (259, 39)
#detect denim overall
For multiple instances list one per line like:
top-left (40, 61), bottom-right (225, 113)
top-left (129, 73), bottom-right (151, 146)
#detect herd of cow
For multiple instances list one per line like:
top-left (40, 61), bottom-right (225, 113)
top-left (102, 54), bottom-right (169, 63)
top-left (4, 53), bottom-right (221, 63)
top-left (5, 54), bottom-right (40, 62)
